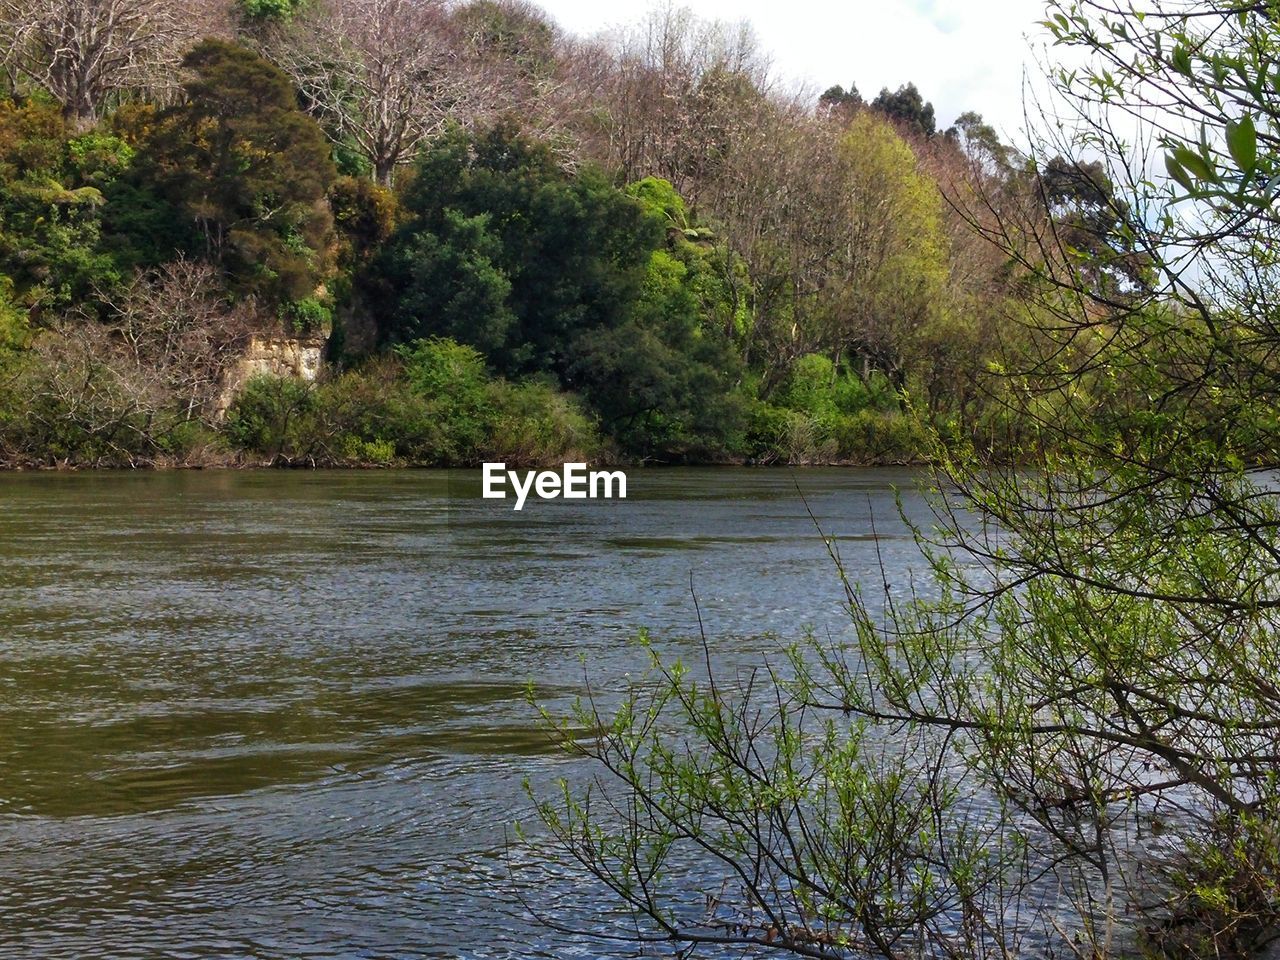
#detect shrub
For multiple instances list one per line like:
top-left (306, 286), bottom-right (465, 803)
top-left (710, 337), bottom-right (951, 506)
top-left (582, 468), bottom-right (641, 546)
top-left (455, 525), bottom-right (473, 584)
top-left (397, 337), bottom-right (496, 461)
top-left (222, 340), bottom-right (603, 467)
top-left (740, 398), bottom-right (792, 463)
top-left (489, 380), bottom-right (602, 465)
top-left (222, 374), bottom-right (317, 464)
top-left (830, 409), bottom-right (931, 463)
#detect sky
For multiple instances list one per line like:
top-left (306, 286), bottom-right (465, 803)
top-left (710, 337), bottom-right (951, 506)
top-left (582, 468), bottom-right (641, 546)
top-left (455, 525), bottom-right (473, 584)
top-left (535, 0), bottom-right (1052, 144)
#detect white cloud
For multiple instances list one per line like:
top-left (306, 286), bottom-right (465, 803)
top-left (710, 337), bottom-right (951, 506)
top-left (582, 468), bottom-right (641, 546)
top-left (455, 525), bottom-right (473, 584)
top-left (536, 0), bottom-right (1051, 141)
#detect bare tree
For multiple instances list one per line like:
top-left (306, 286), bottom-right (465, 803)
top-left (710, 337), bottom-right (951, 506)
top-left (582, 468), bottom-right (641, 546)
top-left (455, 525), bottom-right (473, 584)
top-left (578, 3), bottom-right (773, 205)
top-left (0, 0), bottom-right (210, 125)
top-left (0, 260), bottom-right (250, 466)
top-left (101, 258), bottom-right (252, 423)
top-left (271, 0), bottom-right (496, 185)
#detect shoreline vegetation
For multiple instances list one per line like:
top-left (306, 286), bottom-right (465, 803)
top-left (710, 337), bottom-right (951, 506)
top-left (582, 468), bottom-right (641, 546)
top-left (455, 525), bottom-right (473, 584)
top-left (0, 2), bottom-right (1115, 473)
top-left (16, 0), bottom-right (1280, 958)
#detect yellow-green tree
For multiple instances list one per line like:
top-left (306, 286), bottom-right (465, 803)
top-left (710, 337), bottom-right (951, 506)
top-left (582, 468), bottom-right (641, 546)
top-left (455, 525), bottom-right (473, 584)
top-left (827, 112), bottom-right (950, 391)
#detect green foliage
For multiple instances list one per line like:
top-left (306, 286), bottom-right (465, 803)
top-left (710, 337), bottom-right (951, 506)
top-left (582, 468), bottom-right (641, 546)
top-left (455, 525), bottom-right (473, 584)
top-left (455, 0), bottom-right (559, 78)
top-left (222, 374), bottom-right (319, 462)
top-left (870, 82), bottom-right (936, 137)
top-left (134, 40), bottom-right (336, 306)
top-left (571, 244), bottom-right (744, 459)
top-left (0, 278), bottom-right (28, 359)
top-left (528, 638), bottom-right (1015, 958)
top-left (379, 208), bottom-right (516, 355)
top-left (487, 379), bottom-right (601, 464)
top-left (224, 338), bottom-right (602, 466)
top-left (329, 175), bottom-right (397, 268)
top-left (238, 0), bottom-right (307, 19)
top-left (376, 123), bottom-right (660, 377)
top-left (396, 337), bottom-right (498, 460)
top-left (374, 131), bottom-right (746, 459)
top-left (281, 296), bottom-right (333, 334)
top-left (819, 83), bottom-right (863, 115)
top-left (0, 98), bottom-right (122, 307)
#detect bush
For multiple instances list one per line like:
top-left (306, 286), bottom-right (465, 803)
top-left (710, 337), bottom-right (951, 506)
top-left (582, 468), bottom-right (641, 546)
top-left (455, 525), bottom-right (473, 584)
top-left (397, 337), bottom-right (496, 461)
top-left (489, 380), bottom-right (602, 465)
top-left (776, 353), bottom-right (838, 417)
top-left (830, 409), bottom-right (932, 463)
top-left (222, 374), bottom-right (317, 464)
top-left (740, 397), bottom-right (792, 462)
top-left (281, 296), bottom-right (333, 334)
top-left (222, 339), bottom-right (604, 466)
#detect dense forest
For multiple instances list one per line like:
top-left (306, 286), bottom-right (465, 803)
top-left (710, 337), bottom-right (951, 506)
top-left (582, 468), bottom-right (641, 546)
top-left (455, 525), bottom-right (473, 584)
top-left (0, 0), bottom-right (1134, 467)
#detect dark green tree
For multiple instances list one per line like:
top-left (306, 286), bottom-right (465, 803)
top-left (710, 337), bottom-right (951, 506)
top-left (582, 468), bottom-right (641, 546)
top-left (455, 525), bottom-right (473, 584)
top-left (573, 176), bottom-right (743, 458)
top-left (871, 82), bottom-right (936, 137)
top-left (818, 82), bottom-right (862, 117)
top-left (1038, 154), bottom-right (1150, 294)
top-left (375, 122), bottom-right (659, 378)
top-left (132, 40), bottom-right (336, 309)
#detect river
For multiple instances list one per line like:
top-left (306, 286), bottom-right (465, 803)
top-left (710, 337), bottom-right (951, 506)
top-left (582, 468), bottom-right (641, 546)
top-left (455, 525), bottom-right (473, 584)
top-left (0, 467), bottom-right (932, 959)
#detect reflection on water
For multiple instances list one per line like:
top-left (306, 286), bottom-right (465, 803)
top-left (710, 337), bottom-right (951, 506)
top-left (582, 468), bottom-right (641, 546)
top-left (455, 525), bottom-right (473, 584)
top-left (0, 467), bottom-right (928, 958)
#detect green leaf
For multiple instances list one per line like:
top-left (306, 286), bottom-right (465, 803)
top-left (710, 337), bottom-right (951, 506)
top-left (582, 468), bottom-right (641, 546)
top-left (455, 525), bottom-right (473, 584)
top-left (1171, 45), bottom-right (1193, 76)
top-left (1165, 153), bottom-right (1194, 192)
top-left (1226, 115), bottom-right (1257, 172)
top-left (1173, 145), bottom-right (1216, 182)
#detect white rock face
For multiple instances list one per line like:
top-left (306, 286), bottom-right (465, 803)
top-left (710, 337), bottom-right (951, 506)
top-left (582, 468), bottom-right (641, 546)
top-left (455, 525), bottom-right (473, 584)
top-left (216, 335), bottom-right (326, 416)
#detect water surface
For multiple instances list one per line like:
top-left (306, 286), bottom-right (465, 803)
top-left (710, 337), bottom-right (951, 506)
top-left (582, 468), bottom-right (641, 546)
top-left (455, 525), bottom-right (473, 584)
top-left (0, 467), bottom-right (928, 958)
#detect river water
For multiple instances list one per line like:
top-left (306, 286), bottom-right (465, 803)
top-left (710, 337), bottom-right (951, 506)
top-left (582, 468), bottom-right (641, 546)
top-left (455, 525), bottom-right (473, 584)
top-left (0, 468), bottom-right (932, 959)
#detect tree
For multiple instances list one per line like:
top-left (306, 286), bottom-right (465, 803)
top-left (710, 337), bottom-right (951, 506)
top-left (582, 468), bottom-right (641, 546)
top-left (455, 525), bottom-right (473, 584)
top-left (580, 4), bottom-right (772, 204)
top-left (373, 123), bottom-right (660, 379)
top-left (826, 112), bottom-right (951, 388)
top-left (944, 110), bottom-right (1010, 173)
top-left (871, 81), bottom-right (935, 138)
top-left (1038, 154), bottom-right (1150, 294)
top-left (528, 2), bottom-right (1280, 957)
top-left (271, 0), bottom-right (496, 185)
top-left (454, 0), bottom-right (559, 79)
top-left (0, 0), bottom-right (204, 125)
top-left (0, 259), bottom-right (248, 465)
top-left (136, 39), bottom-right (336, 309)
top-left (818, 82), bottom-right (862, 117)
top-left (695, 93), bottom-right (850, 388)
top-left (571, 177), bottom-right (744, 459)
top-left (0, 97), bottom-right (125, 309)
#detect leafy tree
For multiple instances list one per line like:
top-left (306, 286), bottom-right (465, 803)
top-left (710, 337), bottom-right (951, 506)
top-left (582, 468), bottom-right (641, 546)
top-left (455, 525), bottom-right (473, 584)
top-left (0, 276), bottom-right (28, 357)
top-left (0, 98), bottom-right (122, 308)
top-left (377, 209), bottom-right (515, 356)
top-left (571, 176), bottom-right (744, 459)
top-left (1038, 154), bottom-right (1150, 294)
top-left (828, 112), bottom-right (951, 388)
top-left (376, 123), bottom-right (659, 378)
top-left (570, 246), bottom-right (743, 459)
top-left (818, 82), bottom-right (862, 117)
top-left (328, 175), bottom-right (397, 269)
top-left (455, 0), bottom-right (559, 78)
top-left (870, 81), bottom-right (935, 138)
top-left (133, 40), bottom-right (336, 309)
top-left (944, 110), bottom-right (1010, 171)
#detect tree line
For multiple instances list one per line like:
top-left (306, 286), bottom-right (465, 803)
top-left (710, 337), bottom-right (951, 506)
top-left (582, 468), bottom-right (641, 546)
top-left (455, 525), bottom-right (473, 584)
top-left (0, 0), bottom-right (1130, 466)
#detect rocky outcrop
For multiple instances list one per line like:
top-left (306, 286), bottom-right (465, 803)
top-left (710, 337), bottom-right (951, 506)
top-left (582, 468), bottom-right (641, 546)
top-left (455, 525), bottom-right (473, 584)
top-left (216, 334), bottom-right (326, 416)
